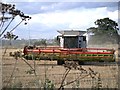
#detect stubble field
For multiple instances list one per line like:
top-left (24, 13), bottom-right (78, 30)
top-left (2, 48), bottom-right (119, 89)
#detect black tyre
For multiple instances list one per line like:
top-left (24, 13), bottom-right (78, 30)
top-left (78, 61), bottom-right (84, 65)
top-left (57, 60), bottom-right (65, 65)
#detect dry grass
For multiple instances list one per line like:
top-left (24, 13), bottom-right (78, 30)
top-left (2, 48), bottom-right (119, 88)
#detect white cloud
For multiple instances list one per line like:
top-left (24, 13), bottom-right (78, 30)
top-left (2, 2), bottom-right (118, 39)
top-left (29, 7), bottom-right (117, 32)
top-left (108, 10), bottom-right (118, 22)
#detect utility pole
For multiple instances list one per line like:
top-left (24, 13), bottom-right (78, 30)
top-left (28, 28), bottom-right (31, 46)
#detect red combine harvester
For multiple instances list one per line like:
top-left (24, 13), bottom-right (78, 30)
top-left (22, 30), bottom-right (116, 65)
top-left (23, 46), bottom-right (115, 65)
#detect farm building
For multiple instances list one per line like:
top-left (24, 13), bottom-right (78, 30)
top-left (57, 30), bottom-right (87, 48)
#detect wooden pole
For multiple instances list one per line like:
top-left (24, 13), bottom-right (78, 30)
top-left (118, 43), bottom-right (120, 89)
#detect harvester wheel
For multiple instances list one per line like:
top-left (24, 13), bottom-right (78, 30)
top-left (78, 61), bottom-right (84, 65)
top-left (57, 60), bottom-right (65, 65)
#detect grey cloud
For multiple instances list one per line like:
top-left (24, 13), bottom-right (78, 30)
top-left (9, 2), bottom-right (118, 14)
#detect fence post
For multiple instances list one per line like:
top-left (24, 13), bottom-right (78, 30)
top-left (118, 43), bottom-right (120, 89)
top-left (118, 2), bottom-right (120, 89)
top-left (0, 39), bottom-right (2, 89)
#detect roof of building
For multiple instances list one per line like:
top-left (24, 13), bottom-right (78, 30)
top-left (57, 30), bottom-right (86, 36)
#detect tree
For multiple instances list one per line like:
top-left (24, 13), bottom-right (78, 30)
top-left (34, 39), bottom-right (47, 46)
top-left (87, 17), bottom-right (119, 45)
top-left (54, 37), bottom-right (60, 46)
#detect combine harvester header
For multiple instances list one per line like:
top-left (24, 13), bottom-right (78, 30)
top-left (23, 46), bottom-right (115, 65)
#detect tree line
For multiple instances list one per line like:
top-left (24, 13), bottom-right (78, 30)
top-left (1, 38), bottom-right (59, 48)
top-left (87, 18), bottom-right (119, 45)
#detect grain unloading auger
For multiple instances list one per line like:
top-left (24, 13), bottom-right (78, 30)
top-left (23, 46), bottom-right (115, 65)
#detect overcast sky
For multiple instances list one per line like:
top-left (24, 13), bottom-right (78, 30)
top-left (2, 1), bottom-right (119, 39)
